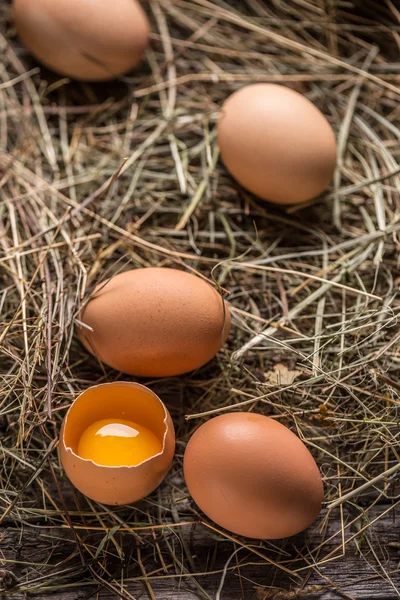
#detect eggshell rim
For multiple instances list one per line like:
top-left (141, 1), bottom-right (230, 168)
top-left (62, 381), bottom-right (172, 469)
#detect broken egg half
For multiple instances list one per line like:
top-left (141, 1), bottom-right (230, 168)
top-left (59, 382), bottom-right (175, 505)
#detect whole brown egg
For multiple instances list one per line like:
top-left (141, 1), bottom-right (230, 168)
top-left (217, 84), bottom-right (337, 205)
top-left (184, 412), bottom-right (323, 539)
top-left (78, 268), bottom-right (231, 377)
top-left (13, 0), bottom-right (149, 81)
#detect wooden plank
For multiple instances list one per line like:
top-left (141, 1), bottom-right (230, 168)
top-left (1, 502), bottom-right (399, 599)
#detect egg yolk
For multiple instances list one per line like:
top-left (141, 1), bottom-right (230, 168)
top-left (77, 418), bottom-right (162, 467)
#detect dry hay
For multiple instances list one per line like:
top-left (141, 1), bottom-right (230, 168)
top-left (0, 1), bottom-right (399, 599)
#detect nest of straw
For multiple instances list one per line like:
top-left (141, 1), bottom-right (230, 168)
top-left (0, 0), bottom-right (399, 598)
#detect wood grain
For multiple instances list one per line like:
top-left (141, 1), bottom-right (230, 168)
top-left (1, 501), bottom-right (399, 599)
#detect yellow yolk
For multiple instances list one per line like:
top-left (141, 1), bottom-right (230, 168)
top-left (77, 418), bottom-right (162, 467)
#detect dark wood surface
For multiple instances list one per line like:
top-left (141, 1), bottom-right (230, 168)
top-left (1, 499), bottom-right (399, 599)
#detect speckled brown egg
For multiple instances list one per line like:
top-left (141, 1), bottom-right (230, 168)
top-left (78, 268), bottom-right (231, 377)
top-left (217, 84), bottom-right (337, 205)
top-left (60, 382), bottom-right (175, 505)
top-left (13, 0), bottom-right (149, 81)
top-left (184, 412), bottom-right (323, 539)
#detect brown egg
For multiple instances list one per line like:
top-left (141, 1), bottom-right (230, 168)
top-left (217, 84), bottom-right (337, 205)
top-left (60, 382), bottom-right (175, 505)
top-left (13, 0), bottom-right (149, 81)
top-left (78, 268), bottom-right (231, 377)
top-left (184, 413), bottom-right (323, 539)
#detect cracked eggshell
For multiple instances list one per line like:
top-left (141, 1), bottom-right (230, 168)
top-left (217, 83), bottom-right (337, 205)
top-left (59, 382), bottom-right (175, 505)
top-left (13, 0), bottom-right (149, 81)
top-left (78, 268), bottom-right (231, 378)
top-left (183, 412), bottom-right (323, 539)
